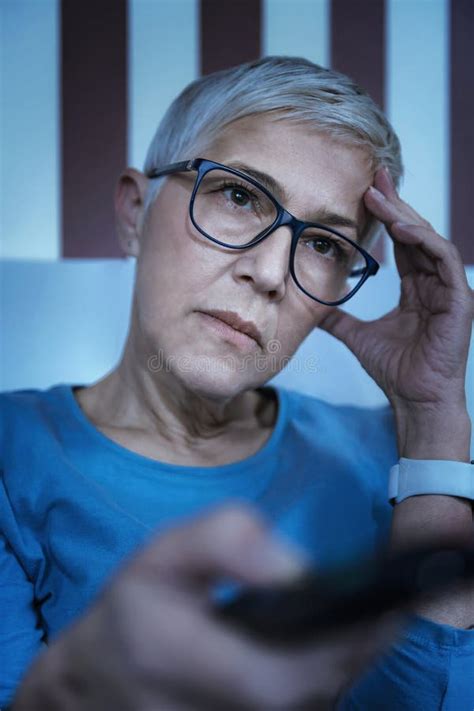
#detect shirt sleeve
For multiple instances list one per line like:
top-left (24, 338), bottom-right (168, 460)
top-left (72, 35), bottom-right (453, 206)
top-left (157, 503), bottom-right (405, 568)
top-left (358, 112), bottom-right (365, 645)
top-left (0, 533), bottom-right (46, 707)
top-left (337, 613), bottom-right (474, 710)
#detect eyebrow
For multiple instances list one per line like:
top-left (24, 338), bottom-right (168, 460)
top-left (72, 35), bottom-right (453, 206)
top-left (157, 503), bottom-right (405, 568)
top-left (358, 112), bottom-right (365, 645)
top-left (227, 161), bottom-right (360, 236)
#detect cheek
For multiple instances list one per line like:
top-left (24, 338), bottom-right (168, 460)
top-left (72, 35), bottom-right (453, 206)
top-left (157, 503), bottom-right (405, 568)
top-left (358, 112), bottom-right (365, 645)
top-left (138, 210), bottom-right (200, 290)
top-left (274, 301), bottom-right (325, 355)
top-left (135, 228), bottom-right (229, 334)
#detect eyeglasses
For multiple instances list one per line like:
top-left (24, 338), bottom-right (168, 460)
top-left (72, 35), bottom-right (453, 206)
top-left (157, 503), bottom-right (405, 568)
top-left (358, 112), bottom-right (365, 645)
top-left (147, 158), bottom-right (379, 306)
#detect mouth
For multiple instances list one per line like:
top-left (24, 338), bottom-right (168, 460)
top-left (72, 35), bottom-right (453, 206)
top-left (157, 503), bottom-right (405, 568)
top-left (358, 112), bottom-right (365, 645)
top-left (196, 309), bottom-right (262, 349)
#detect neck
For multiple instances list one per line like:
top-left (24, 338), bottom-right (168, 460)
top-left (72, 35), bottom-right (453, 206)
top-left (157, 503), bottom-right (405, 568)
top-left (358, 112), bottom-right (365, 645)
top-left (76, 338), bottom-right (275, 453)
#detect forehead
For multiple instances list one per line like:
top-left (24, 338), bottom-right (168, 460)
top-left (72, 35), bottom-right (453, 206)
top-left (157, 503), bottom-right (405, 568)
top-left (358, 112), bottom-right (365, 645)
top-left (202, 114), bottom-right (373, 231)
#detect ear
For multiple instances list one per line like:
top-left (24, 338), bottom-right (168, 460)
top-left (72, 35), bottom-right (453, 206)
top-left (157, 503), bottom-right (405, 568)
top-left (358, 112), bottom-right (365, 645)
top-left (115, 168), bottom-right (150, 257)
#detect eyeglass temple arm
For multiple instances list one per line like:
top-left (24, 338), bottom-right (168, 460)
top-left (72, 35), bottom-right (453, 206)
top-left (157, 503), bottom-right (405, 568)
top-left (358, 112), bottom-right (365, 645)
top-left (147, 160), bottom-right (195, 180)
top-left (350, 259), bottom-right (379, 278)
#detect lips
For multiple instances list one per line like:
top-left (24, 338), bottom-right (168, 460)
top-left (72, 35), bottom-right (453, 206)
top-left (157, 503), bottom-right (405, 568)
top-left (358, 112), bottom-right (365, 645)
top-left (198, 309), bottom-right (262, 346)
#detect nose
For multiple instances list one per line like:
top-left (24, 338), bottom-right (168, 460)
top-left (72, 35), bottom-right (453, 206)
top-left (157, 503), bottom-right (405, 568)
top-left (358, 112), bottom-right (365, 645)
top-left (231, 225), bottom-right (293, 300)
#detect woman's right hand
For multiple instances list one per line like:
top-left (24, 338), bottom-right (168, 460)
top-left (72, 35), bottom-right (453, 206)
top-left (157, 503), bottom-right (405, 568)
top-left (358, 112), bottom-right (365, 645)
top-left (11, 505), bottom-right (402, 711)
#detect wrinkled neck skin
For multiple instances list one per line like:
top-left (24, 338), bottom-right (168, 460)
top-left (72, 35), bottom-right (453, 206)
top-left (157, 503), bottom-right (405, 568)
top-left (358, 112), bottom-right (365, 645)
top-left (75, 314), bottom-right (275, 459)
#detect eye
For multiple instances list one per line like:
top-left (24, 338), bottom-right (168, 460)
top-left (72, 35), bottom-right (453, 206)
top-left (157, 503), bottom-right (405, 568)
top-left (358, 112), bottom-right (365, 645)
top-left (314, 238), bottom-right (332, 254)
top-left (227, 186), bottom-right (251, 206)
top-left (220, 181), bottom-right (262, 211)
top-left (305, 237), bottom-right (339, 258)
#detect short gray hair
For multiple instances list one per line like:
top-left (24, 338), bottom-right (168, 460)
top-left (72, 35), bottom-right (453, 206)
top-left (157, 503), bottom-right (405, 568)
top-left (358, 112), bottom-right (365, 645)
top-left (143, 55), bottom-right (403, 247)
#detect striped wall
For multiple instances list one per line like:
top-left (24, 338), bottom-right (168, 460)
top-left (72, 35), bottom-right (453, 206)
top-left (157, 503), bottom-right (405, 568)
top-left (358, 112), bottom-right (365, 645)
top-left (1, 0), bottom-right (473, 264)
top-left (1, 0), bottom-right (59, 260)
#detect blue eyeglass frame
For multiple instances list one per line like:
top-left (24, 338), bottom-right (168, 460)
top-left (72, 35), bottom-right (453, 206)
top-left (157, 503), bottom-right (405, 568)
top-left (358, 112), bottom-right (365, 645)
top-left (147, 157), bottom-right (380, 306)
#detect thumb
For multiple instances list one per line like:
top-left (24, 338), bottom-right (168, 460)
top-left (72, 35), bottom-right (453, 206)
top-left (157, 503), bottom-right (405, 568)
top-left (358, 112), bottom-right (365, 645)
top-left (130, 503), bottom-right (311, 591)
top-left (318, 306), bottom-right (364, 352)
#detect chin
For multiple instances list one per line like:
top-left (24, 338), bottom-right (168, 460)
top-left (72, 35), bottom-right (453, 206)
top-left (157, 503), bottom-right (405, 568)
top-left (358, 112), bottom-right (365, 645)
top-left (172, 358), bottom-right (266, 401)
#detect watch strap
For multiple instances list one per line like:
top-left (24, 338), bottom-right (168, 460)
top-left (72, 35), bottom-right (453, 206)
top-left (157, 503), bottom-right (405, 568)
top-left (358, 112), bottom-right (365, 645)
top-left (389, 457), bottom-right (474, 505)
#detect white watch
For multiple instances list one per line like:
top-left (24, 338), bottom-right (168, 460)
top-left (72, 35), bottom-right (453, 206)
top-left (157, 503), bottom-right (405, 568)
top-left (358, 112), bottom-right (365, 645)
top-left (389, 457), bottom-right (474, 505)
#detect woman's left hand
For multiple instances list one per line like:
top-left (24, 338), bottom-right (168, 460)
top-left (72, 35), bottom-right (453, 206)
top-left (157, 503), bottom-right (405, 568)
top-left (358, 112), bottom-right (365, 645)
top-left (319, 167), bottom-right (474, 459)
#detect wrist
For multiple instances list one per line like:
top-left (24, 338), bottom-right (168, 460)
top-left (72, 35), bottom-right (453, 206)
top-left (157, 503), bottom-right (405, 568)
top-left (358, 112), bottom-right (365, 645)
top-left (391, 400), bottom-right (471, 461)
top-left (389, 458), bottom-right (474, 507)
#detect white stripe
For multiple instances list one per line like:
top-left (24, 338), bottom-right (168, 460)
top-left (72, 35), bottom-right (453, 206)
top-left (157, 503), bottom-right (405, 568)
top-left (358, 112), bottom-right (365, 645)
top-left (386, 0), bottom-right (449, 245)
top-left (0, 0), bottom-right (59, 260)
top-left (262, 0), bottom-right (329, 67)
top-left (128, 0), bottom-right (199, 171)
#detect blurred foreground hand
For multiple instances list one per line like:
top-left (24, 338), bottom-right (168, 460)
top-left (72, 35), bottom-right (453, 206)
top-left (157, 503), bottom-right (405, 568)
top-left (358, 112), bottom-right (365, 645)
top-left (12, 505), bottom-right (404, 711)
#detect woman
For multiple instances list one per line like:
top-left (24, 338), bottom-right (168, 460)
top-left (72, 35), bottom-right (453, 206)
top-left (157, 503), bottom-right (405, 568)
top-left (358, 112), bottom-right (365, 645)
top-left (1, 56), bottom-right (473, 710)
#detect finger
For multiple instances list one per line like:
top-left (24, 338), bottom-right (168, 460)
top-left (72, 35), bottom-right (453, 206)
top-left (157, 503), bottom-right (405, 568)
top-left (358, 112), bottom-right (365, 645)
top-left (119, 515), bottom-right (406, 711)
top-left (391, 229), bottom-right (449, 282)
top-left (129, 503), bottom-right (311, 591)
top-left (364, 186), bottom-right (431, 233)
top-left (391, 224), bottom-right (469, 290)
top-left (239, 611), bottom-right (408, 709)
top-left (391, 222), bottom-right (450, 257)
top-left (363, 177), bottom-right (467, 286)
top-left (318, 307), bottom-right (364, 352)
top-left (392, 239), bottom-right (441, 279)
top-left (103, 573), bottom-right (289, 710)
top-left (371, 167), bottom-right (431, 227)
top-left (135, 601), bottom-right (398, 709)
top-left (374, 166), bottom-right (399, 201)
top-left (198, 610), bottom-right (405, 711)
top-left (363, 191), bottom-right (467, 286)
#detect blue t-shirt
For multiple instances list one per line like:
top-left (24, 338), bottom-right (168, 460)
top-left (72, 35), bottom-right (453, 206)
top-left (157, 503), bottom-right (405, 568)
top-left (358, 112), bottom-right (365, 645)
top-left (0, 383), bottom-right (473, 708)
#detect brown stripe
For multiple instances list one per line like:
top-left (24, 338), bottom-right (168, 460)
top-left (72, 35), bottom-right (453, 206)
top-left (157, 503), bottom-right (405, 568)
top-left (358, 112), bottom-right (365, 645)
top-left (450, 0), bottom-right (474, 264)
top-left (330, 0), bottom-right (386, 262)
top-left (61, 0), bottom-right (127, 259)
top-left (200, 0), bottom-right (261, 76)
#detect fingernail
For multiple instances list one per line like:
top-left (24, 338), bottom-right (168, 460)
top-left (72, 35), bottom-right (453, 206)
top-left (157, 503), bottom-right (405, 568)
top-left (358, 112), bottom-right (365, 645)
top-left (368, 186), bottom-right (386, 200)
top-left (383, 166), bottom-right (394, 186)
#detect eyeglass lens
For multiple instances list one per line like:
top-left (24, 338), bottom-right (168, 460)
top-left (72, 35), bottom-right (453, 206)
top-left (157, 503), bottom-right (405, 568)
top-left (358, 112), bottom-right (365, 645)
top-left (192, 168), bottom-right (368, 304)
